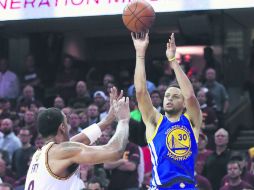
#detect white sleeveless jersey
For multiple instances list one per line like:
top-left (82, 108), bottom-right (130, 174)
top-left (24, 142), bottom-right (84, 190)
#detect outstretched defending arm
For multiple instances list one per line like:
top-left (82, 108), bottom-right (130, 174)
top-left (131, 32), bottom-right (161, 141)
top-left (70, 87), bottom-right (123, 145)
top-left (58, 97), bottom-right (130, 165)
top-left (166, 33), bottom-right (202, 140)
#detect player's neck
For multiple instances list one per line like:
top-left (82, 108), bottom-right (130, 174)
top-left (44, 136), bottom-right (54, 144)
top-left (165, 112), bottom-right (182, 122)
top-left (44, 135), bottom-right (60, 144)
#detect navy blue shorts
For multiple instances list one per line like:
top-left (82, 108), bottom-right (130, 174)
top-left (150, 182), bottom-right (197, 190)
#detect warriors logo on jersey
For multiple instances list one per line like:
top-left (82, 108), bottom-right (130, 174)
top-left (166, 125), bottom-right (192, 161)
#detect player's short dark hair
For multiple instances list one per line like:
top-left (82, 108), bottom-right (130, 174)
top-left (37, 108), bottom-right (64, 138)
top-left (168, 81), bottom-right (180, 89)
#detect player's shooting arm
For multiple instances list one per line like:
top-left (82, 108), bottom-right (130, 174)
top-left (132, 32), bottom-right (161, 133)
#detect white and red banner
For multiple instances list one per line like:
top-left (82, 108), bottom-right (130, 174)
top-left (0, 0), bottom-right (254, 21)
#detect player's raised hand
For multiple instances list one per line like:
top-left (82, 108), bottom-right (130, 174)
top-left (166, 33), bottom-right (177, 61)
top-left (113, 97), bottom-right (130, 121)
top-left (110, 86), bottom-right (123, 106)
top-left (131, 31), bottom-right (149, 56)
top-left (106, 87), bottom-right (123, 122)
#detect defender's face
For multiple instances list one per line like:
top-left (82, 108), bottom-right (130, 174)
top-left (163, 87), bottom-right (184, 114)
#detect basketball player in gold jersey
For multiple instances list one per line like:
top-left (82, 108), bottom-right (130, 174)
top-left (131, 32), bottom-right (202, 189)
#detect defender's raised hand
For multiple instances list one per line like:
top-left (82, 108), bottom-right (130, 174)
top-left (107, 87), bottom-right (123, 122)
top-left (113, 97), bottom-right (130, 121)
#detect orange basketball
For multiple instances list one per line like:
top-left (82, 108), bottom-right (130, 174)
top-left (122, 0), bottom-right (155, 33)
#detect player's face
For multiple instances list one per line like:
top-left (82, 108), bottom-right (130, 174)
top-left (163, 87), bottom-right (184, 115)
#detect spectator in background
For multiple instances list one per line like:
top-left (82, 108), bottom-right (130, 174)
top-left (68, 112), bottom-right (82, 137)
top-left (104, 141), bottom-right (140, 190)
top-left (197, 89), bottom-right (218, 149)
top-left (127, 81), bottom-right (156, 97)
top-left (219, 161), bottom-right (253, 190)
top-left (156, 84), bottom-right (167, 99)
top-left (87, 176), bottom-right (105, 190)
top-left (97, 127), bottom-right (114, 145)
top-left (0, 150), bottom-right (10, 167)
top-left (55, 55), bottom-right (80, 101)
top-left (221, 153), bottom-right (254, 187)
top-left (0, 57), bottom-right (20, 100)
top-left (0, 118), bottom-right (21, 161)
top-left (190, 74), bottom-right (202, 94)
top-left (150, 90), bottom-right (164, 114)
top-left (12, 128), bottom-right (35, 179)
top-left (34, 135), bottom-right (44, 149)
top-left (103, 73), bottom-right (115, 91)
top-left (87, 104), bottom-right (100, 125)
top-left (20, 110), bottom-right (38, 145)
top-left (118, 69), bottom-right (132, 93)
top-left (53, 96), bottom-right (65, 110)
top-left (20, 54), bottom-right (43, 99)
top-left (196, 133), bottom-right (213, 175)
top-left (195, 172), bottom-right (213, 190)
top-left (79, 111), bottom-right (89, 129)
top-left (93, 91), bottom-right (108, 119)
top-left (80, 164), bottom-right (95, 188)
top-left (16, 85), bottom-right (42, 114)
top-left (203, 128), bottom-right (232, 190)
top-left (105, 82), bottom-right (115, 97)
top-left (0, 158), bottom-right (15, 186)
top-left (68, 81), bottom-right (91, 109)
top-left (204, 68), bottom-right (229, 128)
top-left (0, 99), bottom-right (19, 132)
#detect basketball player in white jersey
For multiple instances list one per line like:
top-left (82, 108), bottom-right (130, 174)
top-left (24, 87), bottom-right (130, 190)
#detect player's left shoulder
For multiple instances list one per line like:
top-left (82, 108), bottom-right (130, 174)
top-left (183, 113), bottom-right (200, 143)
